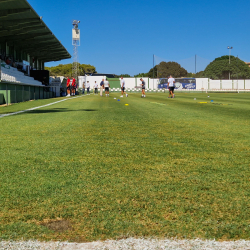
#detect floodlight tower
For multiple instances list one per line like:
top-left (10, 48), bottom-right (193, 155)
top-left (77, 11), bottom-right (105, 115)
top-left (72, 20), bottom-right (80, 83)
top-left (227, 46), bottom-right (233, 80)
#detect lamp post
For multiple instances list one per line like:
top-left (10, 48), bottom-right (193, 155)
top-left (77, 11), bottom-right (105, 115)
top-left (227, 46), bottom-right (233, 80)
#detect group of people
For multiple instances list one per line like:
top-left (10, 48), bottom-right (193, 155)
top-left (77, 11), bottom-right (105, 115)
top-left (81, 76), bottom-right (130, 98)
top-left (82, 81), bottom-right (91, 95)
top-left (99, 76), bottom-right (129, 98)
top-left (98, 76), bottom-right (146, 98)
top-left (140, 75), bottom-right (176, 98)
top-left (99, 79), bottom-right (111, 97)
top-left (66, 77), bottom-right (77, 97)
top-left (79, 75), bottom-right (176, 98)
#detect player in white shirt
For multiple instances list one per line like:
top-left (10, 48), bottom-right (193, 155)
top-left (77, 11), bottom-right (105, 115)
top-left (104, 79), bottom-right (110, 97)
top-left (94, 81), bottom-right (98, 94)
top-left (86, 81), bottom-right (90, 95)
top-left (120, 76), bottom-right (128, 97)
top-left (167, 75), bottom-right (175, 98)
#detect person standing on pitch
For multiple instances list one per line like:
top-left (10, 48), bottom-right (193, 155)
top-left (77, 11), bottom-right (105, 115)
top-left (168, 75), bottom-right (175, 98)
top-left (72, 77), bottom-right (76, 95)
top-left (66, 76), bottom-right (71, 97)
top-left (94, 81), bottom-right (98, 95)
top-left (120, 76), bottom-right (128, 97)
top-left (140, 78), bottom-right (146, 98)
top-left (82, 82), bottom-right (85, 95)
top-left (86, 81), bottom-right (90, 95)
top-left (100, 79), bottom-right (104, 96)
top-left (104, 79), bottom-right (110, 97)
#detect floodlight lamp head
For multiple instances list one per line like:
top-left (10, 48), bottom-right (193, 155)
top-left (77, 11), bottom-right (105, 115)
top-left (73, 20), bottom-right (80, 29)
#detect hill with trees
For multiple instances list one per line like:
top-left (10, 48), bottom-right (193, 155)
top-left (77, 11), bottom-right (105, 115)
top-left (134, 57), bottom-right (250, 79)
top-left (203, 56), bottom-right (250, 79)
top-left (45, 63), bottom-right (96, 77)
top-left (134, 73), bottom-right (148, 77)
top-left (136, 61), bottom-right (188, 78)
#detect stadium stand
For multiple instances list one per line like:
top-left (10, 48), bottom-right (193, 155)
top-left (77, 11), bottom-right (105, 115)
top-left (1, 62), bottom-right (42, 85)
top-left (0, 0), bottom-right (71, 105)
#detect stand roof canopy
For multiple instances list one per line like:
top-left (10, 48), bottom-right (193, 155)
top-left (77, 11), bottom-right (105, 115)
top-left (0, 0), bottom-right (71, 62)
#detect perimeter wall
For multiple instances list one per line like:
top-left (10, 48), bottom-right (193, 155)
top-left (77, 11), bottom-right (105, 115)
top-left (196, 78), bottom-right (250, 90)
top-left (78, 76), bottom-right (250, 91)
top-left (0, 82), bottom-right (55, 105)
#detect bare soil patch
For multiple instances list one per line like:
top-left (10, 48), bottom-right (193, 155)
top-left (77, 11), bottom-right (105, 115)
top-left (40, 219), bottom-right (72, 233)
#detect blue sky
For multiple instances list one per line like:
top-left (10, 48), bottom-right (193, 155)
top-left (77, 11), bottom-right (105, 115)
top-left (28, 0), bottom-right (250, 76)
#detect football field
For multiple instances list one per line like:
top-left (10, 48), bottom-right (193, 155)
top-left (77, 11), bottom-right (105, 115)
top-left (0, 92), bottom-right (249, 242)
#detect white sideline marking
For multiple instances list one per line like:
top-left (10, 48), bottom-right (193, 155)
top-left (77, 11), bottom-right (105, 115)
top-left (0, 95), bottom-right (83, 119)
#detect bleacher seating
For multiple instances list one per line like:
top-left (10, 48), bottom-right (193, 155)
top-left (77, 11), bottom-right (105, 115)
top-left (1, 63), bottom-right (42, 86)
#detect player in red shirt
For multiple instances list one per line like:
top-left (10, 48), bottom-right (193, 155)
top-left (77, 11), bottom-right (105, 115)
top-left (66, 77), bottom-right (71, 97)
top-left (72, 78), bottom-right (76, 96)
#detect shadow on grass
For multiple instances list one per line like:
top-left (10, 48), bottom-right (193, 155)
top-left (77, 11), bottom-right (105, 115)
top-left (0, 108), bottom-right (98, 116)
top-left (26, 108), bottom-right (99, 114)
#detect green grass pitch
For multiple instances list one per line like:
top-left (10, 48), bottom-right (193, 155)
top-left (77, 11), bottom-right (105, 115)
top-left (0, 92), bottom-right (249, 242)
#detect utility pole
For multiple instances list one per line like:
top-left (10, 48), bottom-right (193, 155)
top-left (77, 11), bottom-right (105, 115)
top-left (195, 54), bottom-right (197, 74)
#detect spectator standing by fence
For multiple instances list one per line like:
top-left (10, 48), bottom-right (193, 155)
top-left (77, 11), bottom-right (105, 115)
top-left (100, 79), bottom-right (104, 96)
top-left (86, 81), bottom-right (90, 95)
top-left (72, 77), bottom-right (76, 96)
top-left (82, 82), bottom-right (85, 94)
top-left (66, 77), bottom-right (71, 97)
top-left (94, 81), bottom-right (98, 95)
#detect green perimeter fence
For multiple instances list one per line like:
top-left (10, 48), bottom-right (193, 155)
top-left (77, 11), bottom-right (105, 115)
top-left (0, 82), bottom-right (56, 105)
top-left (107, 78), bottom-right (121, 88)
top-left (106, 78), bottom-right (146, 88)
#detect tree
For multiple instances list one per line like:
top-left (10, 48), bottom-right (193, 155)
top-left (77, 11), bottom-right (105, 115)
top-left (147, 66), bottom-right (158, 78)
top-left (203, 56), bottom-right (250, 79)
top-left (186, 72), bottom-right (195, 77)
top-left (114, 74), bottom-right (131, 78)
top-left (134, 72), bottom-right (148, 77)
top-left (45, 63), bottom-right (96, 77)
top-left (147, 61), bottom-right (188, 78)
top-left (194, 71), bottom-right (204, 78)
top-left (79, 63), bottom-right (96, 75)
